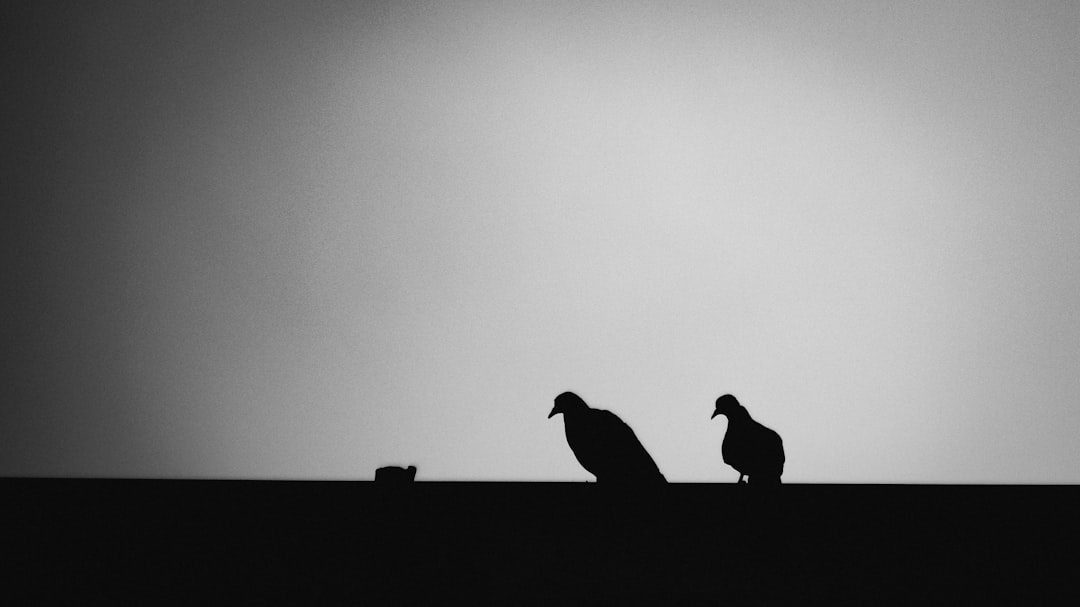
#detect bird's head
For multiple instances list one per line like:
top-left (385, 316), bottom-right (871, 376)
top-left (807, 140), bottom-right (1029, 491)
top-left (712, 394), bottom-right (740, 419)
top-left (549, 391), bottom-right (587, 419)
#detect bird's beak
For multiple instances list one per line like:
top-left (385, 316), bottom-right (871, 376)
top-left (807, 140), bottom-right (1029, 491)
top-left (710, 410), bottom-right (719, 419)
top-left (548, 406), bottom-right (558, 419)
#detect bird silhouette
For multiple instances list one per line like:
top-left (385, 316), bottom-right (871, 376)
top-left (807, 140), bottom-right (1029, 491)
top-left (549, 391), bottom-right (666, 483)
top-left (375, 465), bottom-right (417, 482)
top-left (711, 394), bottom-right (784, 484)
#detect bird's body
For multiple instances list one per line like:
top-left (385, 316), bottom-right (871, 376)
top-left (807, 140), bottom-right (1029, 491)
top-left (712, 395), bottom-right (784, 484)
top-left (550, 392), bottom-right (666, 484)
top-left (375, 465), bottom-right (417, 483)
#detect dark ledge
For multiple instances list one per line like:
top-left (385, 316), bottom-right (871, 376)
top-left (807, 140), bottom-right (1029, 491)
top-left (4, 479), bottom-right (1077, 602)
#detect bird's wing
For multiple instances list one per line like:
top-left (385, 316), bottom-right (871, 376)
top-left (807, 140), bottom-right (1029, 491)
top-left (762, 425), bottom-right (785, 464)
top-left (589, 409), bottom-right (665, 480)
top-left (754, 423), bottom-right (785, 473)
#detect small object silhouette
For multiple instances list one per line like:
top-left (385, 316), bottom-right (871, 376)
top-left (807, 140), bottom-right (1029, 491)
top-left (375, 465), bottom-right (417, 482)
top-left (711, 394), bottom-right (785, 484)
top-left (549, 391), bottom-right (666, 483)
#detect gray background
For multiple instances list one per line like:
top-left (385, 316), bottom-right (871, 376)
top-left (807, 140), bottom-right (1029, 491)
top-left (4, 1), bottom-right (1079, 482)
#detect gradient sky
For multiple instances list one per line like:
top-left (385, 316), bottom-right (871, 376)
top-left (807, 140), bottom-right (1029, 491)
top-left (4, 1), bottom-right (1079, 482)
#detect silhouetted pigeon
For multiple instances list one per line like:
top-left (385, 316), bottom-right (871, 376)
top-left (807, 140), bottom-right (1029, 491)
top-left (549, 391), bottom-right (666, 483)
top-left (711, 395), bottom-right (784, 484)
top-left (375, 465), bottom-right (417, 483)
